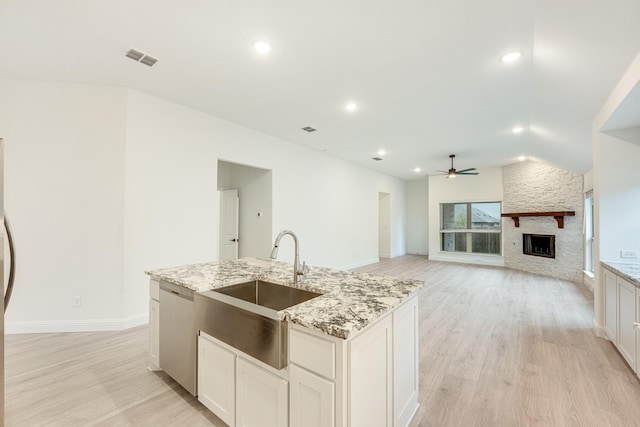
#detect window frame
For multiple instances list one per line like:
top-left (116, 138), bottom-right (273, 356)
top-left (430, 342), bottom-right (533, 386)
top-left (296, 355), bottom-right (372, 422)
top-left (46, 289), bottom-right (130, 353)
top-left (439, 201), bottom-right (503, 255)
top-left (584, 190), bottom-right (595, 274)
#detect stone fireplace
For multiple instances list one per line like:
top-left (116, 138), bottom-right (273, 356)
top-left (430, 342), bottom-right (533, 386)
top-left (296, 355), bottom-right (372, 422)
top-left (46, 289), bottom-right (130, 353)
top-left (502, 162), bottom-right (583, 282)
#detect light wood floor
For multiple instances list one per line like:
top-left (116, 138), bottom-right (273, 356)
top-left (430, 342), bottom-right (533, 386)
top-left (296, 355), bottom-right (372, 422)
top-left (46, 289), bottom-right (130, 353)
top-left (5, 256), bottom-right (640, 426)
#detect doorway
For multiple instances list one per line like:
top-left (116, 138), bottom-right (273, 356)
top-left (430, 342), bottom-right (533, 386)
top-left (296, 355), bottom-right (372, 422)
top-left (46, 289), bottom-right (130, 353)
top-left (378, 192), bottom-right (391, 258)
top-left (217, 160), bottom-right (272, 261)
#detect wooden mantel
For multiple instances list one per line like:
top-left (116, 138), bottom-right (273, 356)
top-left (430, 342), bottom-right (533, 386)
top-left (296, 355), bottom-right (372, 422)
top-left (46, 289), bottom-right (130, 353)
top-left (501, 211), bottom-right (576, 229)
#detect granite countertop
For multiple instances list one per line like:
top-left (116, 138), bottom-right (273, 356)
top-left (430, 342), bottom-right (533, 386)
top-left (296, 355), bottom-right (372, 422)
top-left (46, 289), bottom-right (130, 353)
top-left (602, 261), bottom-right (640, 288)
top-left (146, 257), bottom-right (424, 340)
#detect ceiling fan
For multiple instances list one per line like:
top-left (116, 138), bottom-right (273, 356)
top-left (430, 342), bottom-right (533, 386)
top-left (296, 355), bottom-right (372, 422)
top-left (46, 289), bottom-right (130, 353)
top-left (436, 154), bottom-right (479, 178)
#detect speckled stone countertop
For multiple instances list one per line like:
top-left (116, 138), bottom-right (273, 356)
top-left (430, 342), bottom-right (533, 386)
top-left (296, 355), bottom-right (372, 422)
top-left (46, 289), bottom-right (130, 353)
top-left (602, 262), bottom-right (640, 288)
top-left (146, 257), bottom-right (424, 340)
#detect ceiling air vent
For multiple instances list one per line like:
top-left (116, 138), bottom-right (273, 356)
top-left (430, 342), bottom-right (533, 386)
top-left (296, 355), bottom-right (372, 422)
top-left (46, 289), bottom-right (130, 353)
top-left (301, 126), bottom-right (317, 133)
top-left (372, 157), bottom-right (383, 161)
top-left (126, 48), bottom-right (158, 67)
top-left (125, 49), bottom-right (144, 61)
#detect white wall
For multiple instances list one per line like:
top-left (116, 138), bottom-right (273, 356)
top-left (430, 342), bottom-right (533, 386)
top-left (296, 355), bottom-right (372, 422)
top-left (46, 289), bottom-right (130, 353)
top-left (123, 90), bottom-right (221, 320)
top-left (1, 78), bottom-right (128, 332)
top-left (584, 169), bottom-right (593, 193)
top-left (2, 80), bottom-right (408, 330)
top-left (406, 179), bottom-right (429, 255)
top-left (596, 134), bottom-right (640, 262)
top-left (428, 167), bottom-right (504, 266)
top-left (592, 49), bottom-right (640, 336)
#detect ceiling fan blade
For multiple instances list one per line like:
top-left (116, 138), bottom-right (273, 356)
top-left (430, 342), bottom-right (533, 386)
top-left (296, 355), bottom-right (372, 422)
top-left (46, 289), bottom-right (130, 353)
top-left (456, 168), bottom-right (476, 173)
top-left (436, 170), bottom-right (449, 173)
top-left (457, 171), bottom-right (479, 175)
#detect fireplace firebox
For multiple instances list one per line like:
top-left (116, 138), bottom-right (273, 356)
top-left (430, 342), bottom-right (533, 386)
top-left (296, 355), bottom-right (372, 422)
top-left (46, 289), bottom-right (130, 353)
top-left (523, 234), bottom-right (555, 259)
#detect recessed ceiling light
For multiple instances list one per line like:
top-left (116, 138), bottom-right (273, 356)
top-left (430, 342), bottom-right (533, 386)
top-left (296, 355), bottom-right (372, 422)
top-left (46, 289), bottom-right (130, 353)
top-left (518, 156), bottom-right (527, 161)
top-left (254, 41), bottom-right (271, 55)
top-left (501, 51), bottom-right (522, 63)
top-left (512, 126), bottom-right (525, 134)
top-left (377, 150), bottom-right (386, 156)
top-left (345, 103), bottom-right (358, 112)
top-left (414, 167), bottom-right (422, 173)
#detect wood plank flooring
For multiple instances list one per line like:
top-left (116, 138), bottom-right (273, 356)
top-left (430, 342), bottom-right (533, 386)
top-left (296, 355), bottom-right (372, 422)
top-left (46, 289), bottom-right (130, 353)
top-left (5, 255), bottom-right (640, 426)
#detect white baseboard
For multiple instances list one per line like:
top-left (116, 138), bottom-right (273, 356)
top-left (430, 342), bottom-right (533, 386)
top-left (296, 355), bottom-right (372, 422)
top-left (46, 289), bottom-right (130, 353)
top-left (6, 313), bottom-right (148, 334)
top-left (429, 252), bottom-right (505, 267)
top-left (389, 250), bottom-right (408, 259)
top-left (339, 257), bottom-right (380, 271)
top-left (593, 319), bottom-right (606, 339)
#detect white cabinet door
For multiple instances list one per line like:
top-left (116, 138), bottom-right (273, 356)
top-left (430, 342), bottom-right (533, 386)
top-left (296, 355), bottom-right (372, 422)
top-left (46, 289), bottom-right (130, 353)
top-left (348, 315), bottom-right (392, 427)
top-left (236, 357), bottom-right (288, 427)
top-left (148, 299), bottom-right (160, 370)
top-left (198, 334), bottom-right (236, 426)
top-left (604, 270), bottom-right (618, 342)
top-left (290, 364), bottom-right (335, 427)
top-left (618, 277), bottom-right (637, 371)
top-left (393, 296), bottom-right (419, 427)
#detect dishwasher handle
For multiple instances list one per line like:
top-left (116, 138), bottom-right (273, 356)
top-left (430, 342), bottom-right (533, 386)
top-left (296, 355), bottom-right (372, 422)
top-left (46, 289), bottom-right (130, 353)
top-left (160, 281), bottom-right (195, 300)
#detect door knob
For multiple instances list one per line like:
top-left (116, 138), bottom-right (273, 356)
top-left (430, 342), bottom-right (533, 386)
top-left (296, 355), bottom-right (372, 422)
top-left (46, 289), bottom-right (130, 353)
top-left (230, 238), bottom-right (238, 242)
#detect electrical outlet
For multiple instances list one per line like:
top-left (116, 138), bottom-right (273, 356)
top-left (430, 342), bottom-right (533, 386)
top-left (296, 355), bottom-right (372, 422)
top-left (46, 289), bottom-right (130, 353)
top-left (620, 250), bottom-right (639, 259)
top-left (73, 296), bottom-right (81, 307)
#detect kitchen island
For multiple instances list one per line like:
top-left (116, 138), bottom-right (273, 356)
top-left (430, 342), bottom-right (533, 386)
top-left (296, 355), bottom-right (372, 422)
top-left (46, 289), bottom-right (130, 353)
top-left (146, 257), bottom-right (424, 427)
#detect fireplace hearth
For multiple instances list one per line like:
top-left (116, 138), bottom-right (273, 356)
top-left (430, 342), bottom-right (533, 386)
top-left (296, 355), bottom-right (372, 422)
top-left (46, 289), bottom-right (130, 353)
top-left (523, 234), bottom-right (555, 259)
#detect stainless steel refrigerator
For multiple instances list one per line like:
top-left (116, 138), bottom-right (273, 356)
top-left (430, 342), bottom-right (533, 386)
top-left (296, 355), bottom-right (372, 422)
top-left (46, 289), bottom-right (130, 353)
top-left (0, 138), bottom-right (20, 426)
top-left (1, 136), bottom-right (5, 426)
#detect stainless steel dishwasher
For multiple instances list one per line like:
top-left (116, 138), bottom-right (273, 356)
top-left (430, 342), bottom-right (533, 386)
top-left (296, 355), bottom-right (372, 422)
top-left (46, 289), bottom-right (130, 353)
top-left (159, 280), bottom-right (197, 396)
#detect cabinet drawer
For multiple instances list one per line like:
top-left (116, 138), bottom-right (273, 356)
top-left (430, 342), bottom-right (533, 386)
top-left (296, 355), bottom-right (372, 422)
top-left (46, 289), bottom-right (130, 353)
top-left (290, 328), bottom-right (336, 380)
top-left (149, 279), bottom-right (160, 301)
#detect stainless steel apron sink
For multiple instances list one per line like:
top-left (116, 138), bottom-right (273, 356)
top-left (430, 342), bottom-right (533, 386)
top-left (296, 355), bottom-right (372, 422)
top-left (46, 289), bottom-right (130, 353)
top-left (195, 280), bottom-right (322, 369)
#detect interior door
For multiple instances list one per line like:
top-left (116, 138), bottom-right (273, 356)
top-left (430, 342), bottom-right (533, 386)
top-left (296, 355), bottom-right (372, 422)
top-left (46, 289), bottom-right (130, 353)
top-left (220, 189), bottom-right (239, 260)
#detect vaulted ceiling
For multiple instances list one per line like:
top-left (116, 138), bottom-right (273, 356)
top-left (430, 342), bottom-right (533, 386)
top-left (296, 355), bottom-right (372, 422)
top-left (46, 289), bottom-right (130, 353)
top-left (1, 0), bottom-right (639, 179)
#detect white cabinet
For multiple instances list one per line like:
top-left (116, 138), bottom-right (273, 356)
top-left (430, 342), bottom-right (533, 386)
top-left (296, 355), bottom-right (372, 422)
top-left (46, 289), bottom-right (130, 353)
top-left (603, 266), bottom-right (639, 375)
top-left (393, 295), bottom-right (419, 427)
top-left (618, 277), bottom-right (637, 371)
top-left (198, 333), bottom-right (236, 426)
top-left (198, 332), bottom-right (288, 427)
top-left (288, 294), bottom-right (419, 427)
top-left (199, 294), bottom-right (420, 427)
top-left (604, 269), bottom-right (617, 341)
top-left (236, 357), bottom-right (288, 427)
top-left (148, 279), bottom-right (160, 370)
top-left (290, 364), bottom-right (335, 427)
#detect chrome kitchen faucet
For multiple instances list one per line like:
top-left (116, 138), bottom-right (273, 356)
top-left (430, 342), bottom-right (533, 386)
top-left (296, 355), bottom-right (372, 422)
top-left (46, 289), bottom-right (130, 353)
top-left (270, 230), bottom-right (309, 284)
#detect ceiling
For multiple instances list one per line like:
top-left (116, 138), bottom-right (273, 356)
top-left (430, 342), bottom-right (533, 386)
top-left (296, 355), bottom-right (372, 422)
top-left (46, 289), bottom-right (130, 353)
top-left (1, 0), bottom-right (639, 180)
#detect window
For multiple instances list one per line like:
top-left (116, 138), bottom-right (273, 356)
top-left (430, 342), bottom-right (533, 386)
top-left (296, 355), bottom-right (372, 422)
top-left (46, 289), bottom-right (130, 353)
top-left (440, 202), bottom-right (502, 255)
top-left (584, 190), bottom-right (595, 274)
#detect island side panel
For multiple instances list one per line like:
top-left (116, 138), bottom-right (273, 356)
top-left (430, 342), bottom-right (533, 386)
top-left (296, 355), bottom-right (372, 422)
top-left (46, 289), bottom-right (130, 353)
top-left (393, 295), bottom-right (419, 427)
top-left (148, 279), bottom-right (161, 371)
